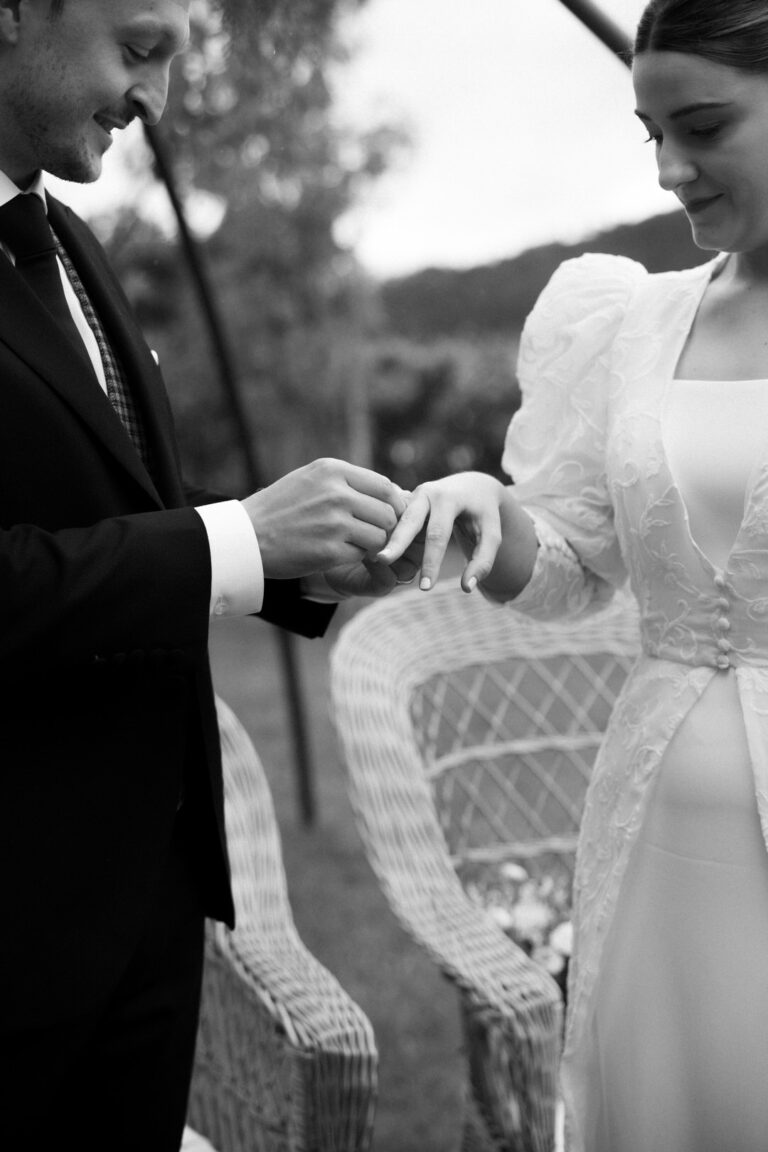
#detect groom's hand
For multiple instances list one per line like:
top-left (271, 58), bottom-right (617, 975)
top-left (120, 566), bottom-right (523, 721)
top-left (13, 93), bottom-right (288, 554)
top-left (242, 459), bottom-right (407, 580)
top-left (321, 549), bottom-right (420, 599)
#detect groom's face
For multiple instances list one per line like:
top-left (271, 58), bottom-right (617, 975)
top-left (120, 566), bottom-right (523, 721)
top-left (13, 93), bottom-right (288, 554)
top-left (0, 0), bottom-right (190, 187)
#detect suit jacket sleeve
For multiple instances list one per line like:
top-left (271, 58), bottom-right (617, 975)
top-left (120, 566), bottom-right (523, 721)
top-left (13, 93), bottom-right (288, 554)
top-left (0, 508), bottom-right (213, 676)
top-left (0, 197), bottom-right (332, 679)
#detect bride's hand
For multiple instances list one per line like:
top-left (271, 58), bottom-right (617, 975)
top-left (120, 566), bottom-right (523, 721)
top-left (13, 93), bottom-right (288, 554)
top-left (377, 472), bottom-right (507, 592)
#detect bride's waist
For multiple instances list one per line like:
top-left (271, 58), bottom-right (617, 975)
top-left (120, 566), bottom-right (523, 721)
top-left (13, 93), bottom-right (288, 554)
top-left (640, 616), bottom-right (768, 672)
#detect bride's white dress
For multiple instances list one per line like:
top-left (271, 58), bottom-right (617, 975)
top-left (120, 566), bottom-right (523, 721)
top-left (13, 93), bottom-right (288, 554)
top-left (504, 255), bottom-right (768, 1151)
top-left (589, 379), bottom-right (768, 1151)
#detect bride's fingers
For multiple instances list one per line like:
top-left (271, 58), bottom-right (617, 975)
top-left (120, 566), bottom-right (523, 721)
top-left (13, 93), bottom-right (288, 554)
top-left (460, 510), bottom-right (503, 592)
top-left (379, 477), bottom-right (504, 591)
top-left (377, 491), bottom-right (430, 563)
top-left (416, 498), bottom-right (459, 589)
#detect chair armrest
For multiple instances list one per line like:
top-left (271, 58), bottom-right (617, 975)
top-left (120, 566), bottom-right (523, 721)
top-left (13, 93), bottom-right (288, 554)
top-left (331, 583), bottom-right (639, 1150)
top-left (330, 587), bottom-right (573, 1149)
top-left (188, 698), bottom-right (377, 1152)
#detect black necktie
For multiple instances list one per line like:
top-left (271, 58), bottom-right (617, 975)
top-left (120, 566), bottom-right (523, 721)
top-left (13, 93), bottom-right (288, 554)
top-left (0, 194), bottom-right (85, 353)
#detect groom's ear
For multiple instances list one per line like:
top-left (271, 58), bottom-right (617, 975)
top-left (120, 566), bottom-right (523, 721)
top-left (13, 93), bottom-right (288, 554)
top-left (0, 1), bottom-right (58, 52)
top-left (0, 2), bottom-right (22, 47)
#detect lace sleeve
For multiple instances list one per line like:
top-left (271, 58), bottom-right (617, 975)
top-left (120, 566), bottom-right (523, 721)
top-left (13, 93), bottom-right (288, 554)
top-left (502, 253), bottom-right (646, 619)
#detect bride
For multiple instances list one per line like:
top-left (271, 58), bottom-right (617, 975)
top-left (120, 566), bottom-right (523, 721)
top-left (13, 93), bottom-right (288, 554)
top-left (380, 1), bottom-right (768, 1148)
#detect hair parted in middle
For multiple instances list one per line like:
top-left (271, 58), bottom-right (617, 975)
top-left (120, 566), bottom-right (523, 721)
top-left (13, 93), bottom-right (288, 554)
top-left (634, 0), bottom-right (768, 72)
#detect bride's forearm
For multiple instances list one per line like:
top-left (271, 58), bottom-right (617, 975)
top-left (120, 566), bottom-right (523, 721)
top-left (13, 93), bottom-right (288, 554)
top-left (476, 489), bottom-right (539, 601)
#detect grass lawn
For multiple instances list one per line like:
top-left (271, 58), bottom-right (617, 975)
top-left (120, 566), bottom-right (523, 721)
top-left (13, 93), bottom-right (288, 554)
top-left (209, 590), bottom-right (467, 1152)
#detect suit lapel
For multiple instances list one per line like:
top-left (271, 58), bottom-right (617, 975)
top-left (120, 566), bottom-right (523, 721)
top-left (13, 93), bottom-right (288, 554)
top-left (49, 197), bottom-right (190, 506)
top-left (0, 196), bottom-right (184, 508)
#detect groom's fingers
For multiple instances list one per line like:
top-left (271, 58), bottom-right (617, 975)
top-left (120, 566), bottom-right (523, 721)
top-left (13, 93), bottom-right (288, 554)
top-left (390, 555), bottom-right (419, 584)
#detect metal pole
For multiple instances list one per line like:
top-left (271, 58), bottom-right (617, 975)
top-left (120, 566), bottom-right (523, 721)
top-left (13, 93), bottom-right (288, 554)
top-left (553, 0), bottom-right (633, 65)
top-left (145, 123), bottom-right (318, 826)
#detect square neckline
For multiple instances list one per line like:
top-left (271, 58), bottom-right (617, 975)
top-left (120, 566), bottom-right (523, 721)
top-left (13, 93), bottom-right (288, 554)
top-left (661, 258), bottom-right (768, 576)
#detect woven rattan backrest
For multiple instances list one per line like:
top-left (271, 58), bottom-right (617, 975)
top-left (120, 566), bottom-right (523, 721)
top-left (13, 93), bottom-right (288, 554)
top-left (332, 582), bottom-right (641, 879)
top-left (192, 699), bottom-right (378, 1152)
top-left (415, 646), bottom-right (633, 867)
top-left (215, 696), bottom-right (298, 937)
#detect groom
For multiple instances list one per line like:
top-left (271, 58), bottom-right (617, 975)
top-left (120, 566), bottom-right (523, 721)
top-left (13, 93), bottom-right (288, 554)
top-left (0, 1), bottom-right (410, 1147)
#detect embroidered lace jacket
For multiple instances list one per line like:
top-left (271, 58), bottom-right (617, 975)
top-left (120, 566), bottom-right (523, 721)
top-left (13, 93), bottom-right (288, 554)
top-left (503, 251), bottom-right (768, 1152)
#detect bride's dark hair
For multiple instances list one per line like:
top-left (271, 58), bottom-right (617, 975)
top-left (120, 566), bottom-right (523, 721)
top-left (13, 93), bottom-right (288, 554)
top-left (635, 0), bottom-right (768, 71)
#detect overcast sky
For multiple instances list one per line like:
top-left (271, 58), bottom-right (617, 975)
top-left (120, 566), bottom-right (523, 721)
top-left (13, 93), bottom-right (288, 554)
top-left (330, 0), bottom-right (669, 276)
top-left (51, 0), bottom-right (673, 280)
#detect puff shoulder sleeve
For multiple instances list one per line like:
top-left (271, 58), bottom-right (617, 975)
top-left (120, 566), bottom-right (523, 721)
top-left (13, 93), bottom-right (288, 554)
top-left (503, 253), bottom-right (646, 618)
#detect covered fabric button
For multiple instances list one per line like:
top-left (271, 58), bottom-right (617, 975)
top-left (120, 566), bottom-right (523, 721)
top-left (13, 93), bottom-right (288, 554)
top-left (716, 617), bottom-right (731, 632)
top-left (714, 573), bottom-right (727, 590)
top-left (717, 638), bottom-right (732, 653)
top-left (716, 597), bottom-right (730, 610)
top-left (716, 654), bottom-right (731, 669)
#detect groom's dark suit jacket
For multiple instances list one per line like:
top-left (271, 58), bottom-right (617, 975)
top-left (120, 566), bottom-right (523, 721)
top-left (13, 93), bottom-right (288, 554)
top-left (0, 194), bottom-right (334, 1031)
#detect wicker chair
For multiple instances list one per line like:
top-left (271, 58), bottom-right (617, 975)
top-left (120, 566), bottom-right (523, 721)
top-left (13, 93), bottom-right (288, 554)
top-left (329, 581), bottom-right (640, 1152)
top-left (187, 696), bottom-right (378, 1152)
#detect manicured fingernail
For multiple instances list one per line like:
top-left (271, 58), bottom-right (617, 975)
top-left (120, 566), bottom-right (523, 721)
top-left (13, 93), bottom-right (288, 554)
top-left (466, 576), bottom-right (477, 592)
top-left (377, 548), bottom-right (390, 561)
top-left (420, 577), bottom-right (432, 591)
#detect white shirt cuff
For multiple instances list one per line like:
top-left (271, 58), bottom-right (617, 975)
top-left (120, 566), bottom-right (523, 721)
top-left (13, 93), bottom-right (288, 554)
top-left (195, 500), bottom-right (264, 618)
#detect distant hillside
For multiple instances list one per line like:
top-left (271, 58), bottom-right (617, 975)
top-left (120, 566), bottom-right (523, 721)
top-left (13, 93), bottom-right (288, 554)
top-left (379, 208), bottom-right (709, 337)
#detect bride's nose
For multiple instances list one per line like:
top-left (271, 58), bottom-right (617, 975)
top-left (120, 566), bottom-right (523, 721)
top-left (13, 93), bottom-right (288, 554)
top-left (657, 139), bottom-right (698, 192)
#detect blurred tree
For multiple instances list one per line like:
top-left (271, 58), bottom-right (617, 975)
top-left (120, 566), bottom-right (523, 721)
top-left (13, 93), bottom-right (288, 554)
top-left (367, 336), bottom-right (521, 492)
top-left (102, 0), bottom-right (412, 826)
top-left (106, 0), bottom-right (408, 491)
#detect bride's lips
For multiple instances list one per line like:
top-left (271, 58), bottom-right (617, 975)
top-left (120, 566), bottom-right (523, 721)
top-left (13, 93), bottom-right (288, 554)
top-left (681, 193), bottom-right (723, 216)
